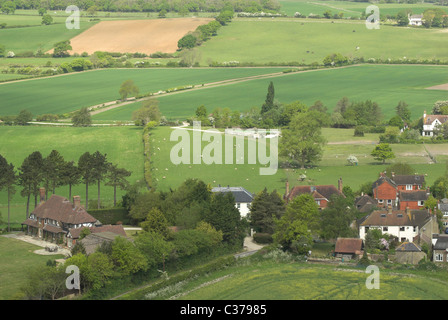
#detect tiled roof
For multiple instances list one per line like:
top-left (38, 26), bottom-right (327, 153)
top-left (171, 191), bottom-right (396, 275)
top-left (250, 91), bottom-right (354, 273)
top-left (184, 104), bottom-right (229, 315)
top-left (211, 186), bottom-right (254, 203)
top-left (68, 224), bottom-right (127, 239)
top-left (396, 242), bottom-right (422, 252)
top-left (29, 195), bottom-right (97, 225)
top-left (399, 190), bottom-right (429, 201)
top-left (286, 185), bottom-right (344, 202)
top-left (372, 176), bottom-right (397, 190)
top-left (434, 235), bottom-right (448, 250)
top-left (392, 175), bottom-right (425, 186)
top-left (425, 114), bottom-right (448, 125)
top-left (335, 238), bottom-right (363, 254)
top-left (360, 209), bottom-right (430, 227)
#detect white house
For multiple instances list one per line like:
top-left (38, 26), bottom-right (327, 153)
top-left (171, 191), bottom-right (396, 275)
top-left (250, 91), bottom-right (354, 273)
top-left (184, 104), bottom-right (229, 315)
top-left (211, 186), bottom-right (254, 217)
top-left (422, 111), bottom-right (448, 137)
top-left (359, 207), bottom-right (433, 243)
top-left (408, 14), bottom-right (423, 26)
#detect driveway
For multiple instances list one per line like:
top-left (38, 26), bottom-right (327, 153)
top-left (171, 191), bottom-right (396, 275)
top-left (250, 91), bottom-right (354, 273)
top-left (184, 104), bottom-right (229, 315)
top-left (1, 233), bottom-right (71, 257)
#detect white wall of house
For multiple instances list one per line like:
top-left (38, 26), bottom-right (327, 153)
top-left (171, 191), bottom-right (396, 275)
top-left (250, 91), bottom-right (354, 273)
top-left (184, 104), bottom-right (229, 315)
top-left (236, 202), bottom-right (251, 218)
top-left (360, 225), bottom-right (417, 242)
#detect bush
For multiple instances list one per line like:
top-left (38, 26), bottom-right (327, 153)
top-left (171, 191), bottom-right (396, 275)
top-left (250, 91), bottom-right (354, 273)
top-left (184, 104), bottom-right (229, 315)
top-left (354, 125), bottom-right (365, 137)
top-left (253, 233), bottom-right (273, 244)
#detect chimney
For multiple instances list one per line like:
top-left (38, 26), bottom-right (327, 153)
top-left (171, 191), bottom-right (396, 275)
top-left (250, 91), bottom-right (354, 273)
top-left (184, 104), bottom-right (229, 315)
top-left (285, 180), bottom-right (290, 197)
top-left (406, 206), bottom-right (410, 215)
top-left (391, 172), bottom-right (395, 179)
top-left (338, 177), bottom-right (343, 193)
top-left (73, 196), bottom-right (81, 209)
top-left (426, 187), bottom-right (431, 196)
top-left (388, 205), bottom-right (392, 214)
top-left (39, 187), bottom-right (45, 203)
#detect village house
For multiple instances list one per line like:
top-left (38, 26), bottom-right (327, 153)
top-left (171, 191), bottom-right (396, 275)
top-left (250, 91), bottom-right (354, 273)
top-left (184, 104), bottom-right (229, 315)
top-left (398, 190), bottom-right (429, 210)
top-left (432, 234), bottom-right (448, 264)
top-left (359, 207), bottom-right (437, 244)
top-left (394, 242), bottom-right (426, 265)
top-left (211, 185), bottom-right (254, 217)
top-left (422, 110), bottom-right (448, 137)
top-left (372, 173), bottom-right (426, 209)
top-left (408, 14), bottom-right (423, 26)
top-left (284, 178), bottom-right (345, 209)
top-left (439, 199), bottom-right (448, 230)
top-left (354, 194), bottom-right (378, 213)
top-left (21, 188), bottom-right (124, 248)
top-left (334, 237), bottom-right (363, 261)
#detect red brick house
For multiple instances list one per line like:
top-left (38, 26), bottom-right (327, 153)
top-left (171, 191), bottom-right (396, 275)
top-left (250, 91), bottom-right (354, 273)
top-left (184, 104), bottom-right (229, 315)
top-left (372, 173), bottom-right (398, 208)
top-left (391, 173), bottom-right (425, 191)
top-left (284, 178), bottom-right (345, 209)
top-left (398, 190), bottom-right (429, 210)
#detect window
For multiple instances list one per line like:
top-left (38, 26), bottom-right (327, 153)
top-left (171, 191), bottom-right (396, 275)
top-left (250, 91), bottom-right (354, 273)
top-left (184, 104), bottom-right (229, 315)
top-left (418, 201), bottom-right (425, 206)
top-left (387, 200), bottom-right (392, 204)
top-left (406, 185), bottom-right (412, 190)
top-left (316, 200), bottom-right (321, 206)
top-left (435, 253), bottom-right (443, 262)
top-left (383, 227), bottom-right (388, 232)
top-left (236, 203), bottom-right (241, 209)
top-left (378, 199), bottom-right (384, 203)
top-left (400, 227), bottom-right (405, 231)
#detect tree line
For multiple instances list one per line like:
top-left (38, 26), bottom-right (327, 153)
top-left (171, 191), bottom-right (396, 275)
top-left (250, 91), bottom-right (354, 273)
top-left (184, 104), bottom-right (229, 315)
top-left (1, 0), bottom-right (280, 13)
top-left (0, 150), bottom-right (131, 231)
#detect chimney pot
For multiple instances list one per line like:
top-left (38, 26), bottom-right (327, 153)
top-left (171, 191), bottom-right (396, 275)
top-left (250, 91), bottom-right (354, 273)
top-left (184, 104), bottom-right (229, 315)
top-left (39, 187), bottom-right (45, 203)
top-left (73, 196), bottom-right (81, 209)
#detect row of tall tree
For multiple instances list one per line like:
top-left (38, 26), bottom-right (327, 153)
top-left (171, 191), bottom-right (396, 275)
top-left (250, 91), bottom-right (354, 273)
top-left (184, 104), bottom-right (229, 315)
top-left (0, 150), bottom-right (131, 230)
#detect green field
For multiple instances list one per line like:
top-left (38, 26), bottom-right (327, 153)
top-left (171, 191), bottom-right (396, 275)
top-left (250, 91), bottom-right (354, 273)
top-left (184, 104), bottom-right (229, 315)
top-left (146, 126), bottom-right (447, 197)
top-left (279, 0), bottom-right (448, 18)
top-left (0, 125), bottom-right (144, 225)
top-left (94, 64), bottom-right (448, 122)
top-left (0, 236), bottom-right (64, 300)
top-left (173, 260), bottom-right (448, 300)
top-left (196, 17), bottom-right (448, 65)
top-left (0, 67), bottom-right (283, 116)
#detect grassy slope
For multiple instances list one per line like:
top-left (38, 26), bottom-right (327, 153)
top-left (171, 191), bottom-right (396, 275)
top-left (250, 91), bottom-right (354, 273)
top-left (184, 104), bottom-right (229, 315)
top-left (94, 64), bottom-right (448, 122)
top-left (0, 236), bottom-right (64, 300)
top-left (0, 68), bottom-right (283, 116)
top-left (147, 126), bottom-right (447, 197)
top-left (196, 18), bottom-right (448, 65)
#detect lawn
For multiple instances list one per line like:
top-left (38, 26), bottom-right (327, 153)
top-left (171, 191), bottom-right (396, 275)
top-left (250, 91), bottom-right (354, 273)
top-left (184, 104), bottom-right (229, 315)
top-left (0, 125), bottom-right (145, 225)
top-left (0, 67), bottom-right (283, 117)
top-left (0, 236), bottom-right (64, 300)
top-left (94, 64), bottom-right (448, 122)
top-left (196, 17), bottom-right (448, 65)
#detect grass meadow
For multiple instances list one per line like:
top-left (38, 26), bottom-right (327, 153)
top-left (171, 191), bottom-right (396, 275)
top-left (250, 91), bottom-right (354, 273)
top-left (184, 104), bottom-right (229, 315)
top-left (94, 64), bottom-right (448, 122)
top-left (0, 236), bottom-right (64, 300)
top-left (196, 17), bottom-right (448, 65)
top-left (147, 125), bottom-right (447, 197)
top-left (0, 125), bottom-right (144, 226)
top-left (279, 0), bottom-right (448, 18)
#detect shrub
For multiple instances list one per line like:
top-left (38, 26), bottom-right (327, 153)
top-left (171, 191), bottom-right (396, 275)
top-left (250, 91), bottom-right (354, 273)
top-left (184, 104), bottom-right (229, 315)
top-left (253, 233), bottom-right (273, 244)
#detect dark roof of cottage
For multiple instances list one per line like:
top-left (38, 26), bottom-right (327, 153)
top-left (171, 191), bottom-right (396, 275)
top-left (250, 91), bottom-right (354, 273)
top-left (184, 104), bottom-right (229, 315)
top-left (399, 190), bottom-right (429, 201)
top-left (211, 186), bottom-right (254, 203)
top-left (79, 232), bottom-right (124, 255)
top-left (28, 195), bottom-right (97, 225)
top-left (360, 209), bottom-right (430, 227)
top-left (392, 175), bottom-right (425, 186)
top-left (334, 238), bottom-right (363, 254)
top-left (434, 235), bottom-right (448, 250)
top-left (285, 185), bottom-right (344, 202)
top-left (355, 195), bottom-right (378, 213)
top-left (68, 224), bottom-right (127, 239)
top-left (439, 203), bottom-right (448, 212)
top-left (396, 242), bottom-right (422, 252)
